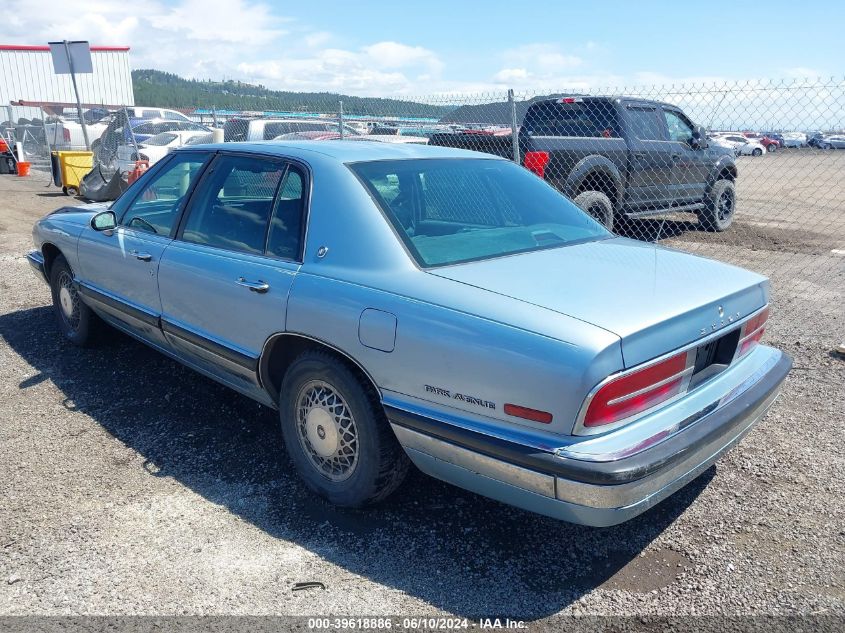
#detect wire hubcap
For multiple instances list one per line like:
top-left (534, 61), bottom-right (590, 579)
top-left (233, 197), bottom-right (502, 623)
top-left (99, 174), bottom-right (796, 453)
top-left (296, 380), bottom-right (359, 482)
top-left (57, 271), bottom-right (80, 330)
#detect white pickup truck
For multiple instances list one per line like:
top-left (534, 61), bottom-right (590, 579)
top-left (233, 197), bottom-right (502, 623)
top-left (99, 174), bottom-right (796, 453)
top-left (44, 107), bottom-right (192, 151)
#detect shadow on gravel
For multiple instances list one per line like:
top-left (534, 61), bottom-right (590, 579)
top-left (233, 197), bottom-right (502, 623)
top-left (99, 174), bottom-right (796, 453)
top-left (1, 306), bottom-right (710, 620)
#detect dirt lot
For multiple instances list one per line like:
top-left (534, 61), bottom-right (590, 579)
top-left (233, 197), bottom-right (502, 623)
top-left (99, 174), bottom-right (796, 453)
top-left (0, 152), bottom-right (843, 624)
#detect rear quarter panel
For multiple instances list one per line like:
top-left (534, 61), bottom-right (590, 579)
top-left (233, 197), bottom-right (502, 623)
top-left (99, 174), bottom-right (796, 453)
top-left (286, 270), bottom-right (622, 439)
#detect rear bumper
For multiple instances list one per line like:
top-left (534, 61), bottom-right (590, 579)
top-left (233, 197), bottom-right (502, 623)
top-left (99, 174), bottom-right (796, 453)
top-left (27, 250), bottom-right (47, 284)
top-left (388, 347), bottom-right (791, 526)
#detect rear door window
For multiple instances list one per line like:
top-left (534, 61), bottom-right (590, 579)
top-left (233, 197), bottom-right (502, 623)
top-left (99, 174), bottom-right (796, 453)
top-left (180, 154), bottom-right (286, 255)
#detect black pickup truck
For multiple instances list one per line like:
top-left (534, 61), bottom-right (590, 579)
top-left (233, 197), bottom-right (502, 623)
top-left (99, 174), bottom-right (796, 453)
top-left (429, 96), bottom-right (738, 231)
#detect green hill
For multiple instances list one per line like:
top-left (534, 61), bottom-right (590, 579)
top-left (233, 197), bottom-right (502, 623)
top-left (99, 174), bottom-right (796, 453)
top-left (132, 69), bottom-right (452, 118)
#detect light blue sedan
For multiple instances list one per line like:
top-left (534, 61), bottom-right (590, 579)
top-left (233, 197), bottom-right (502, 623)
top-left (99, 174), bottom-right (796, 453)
top-left (27, 141), bottom-right (791, 526)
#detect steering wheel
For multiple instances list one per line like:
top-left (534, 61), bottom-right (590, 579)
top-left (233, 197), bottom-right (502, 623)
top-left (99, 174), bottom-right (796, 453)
top-left (128, 216), bottom-right (158, 234)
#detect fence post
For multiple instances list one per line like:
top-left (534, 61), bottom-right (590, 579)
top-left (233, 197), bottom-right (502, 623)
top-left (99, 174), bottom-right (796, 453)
top-left (212, 105), bottom-right (218, 128)
top-left (338, 100), bottom-right (344, 139)
top-left (508, 89), bottom-right (520, 164)
top-left (124, 106), bottom-right (140, 159)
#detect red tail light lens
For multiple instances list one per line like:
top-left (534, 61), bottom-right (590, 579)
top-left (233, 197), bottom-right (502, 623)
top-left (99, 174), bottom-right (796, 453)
top-left (63, 128), bottom-right (71, 142)
top-left (524, 151), bottom-right (550, 178)
top-left (736, 306), bottom-right (769, 358)
top-left (582, 351), bottom-right (691, 428)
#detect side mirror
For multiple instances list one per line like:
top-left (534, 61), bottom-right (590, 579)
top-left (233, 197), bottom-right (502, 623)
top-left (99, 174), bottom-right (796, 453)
top-left (91, 210), bottom-right (117, 232)
top-left (691, 126), bottom-right (708, 150)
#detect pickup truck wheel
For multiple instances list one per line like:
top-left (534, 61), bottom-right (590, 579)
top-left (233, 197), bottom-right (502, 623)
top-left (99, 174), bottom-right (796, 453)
top-left (279, 350), bottom-right (409, 507)
top-left (49, 255), bottom-right (99, 346)
top-left (573, 191), bottom-right (614, 231)
top-left (698, 179), bottom-right (736, 232)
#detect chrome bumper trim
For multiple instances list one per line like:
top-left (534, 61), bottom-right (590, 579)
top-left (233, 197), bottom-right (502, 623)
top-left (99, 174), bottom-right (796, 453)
top-left (554, 388), bottom-right (779, 508)
top-left (391, 424), bottom-right (556, 498)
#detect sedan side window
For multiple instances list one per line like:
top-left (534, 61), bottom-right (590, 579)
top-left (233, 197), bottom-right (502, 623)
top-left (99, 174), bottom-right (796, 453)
top-left (120, 153), bottom-right (209, 235)
top-left (181, 154), bottom-right (286, 255)
top-left (664, 110), bottom-right (695, 144)
top-left (266, 166), bottom-right (306, 260)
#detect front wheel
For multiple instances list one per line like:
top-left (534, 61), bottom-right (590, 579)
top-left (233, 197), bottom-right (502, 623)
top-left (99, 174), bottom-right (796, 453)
top-left (279, 350), bottom-right (409, 507)
top-left (767, 143), bottom-right (777, 152)
top-left (573, 190), bottom-right (614, 232)
top-left (49, 255), bottom-right (100, 346)
top-left (698, 179), bottom-right (736, 232)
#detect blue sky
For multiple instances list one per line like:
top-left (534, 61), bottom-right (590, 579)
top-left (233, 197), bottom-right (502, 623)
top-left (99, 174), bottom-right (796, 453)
top-left (4, 0), bottom-right (841, 95)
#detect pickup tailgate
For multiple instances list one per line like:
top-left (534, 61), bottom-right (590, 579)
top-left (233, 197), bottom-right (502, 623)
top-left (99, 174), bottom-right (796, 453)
top-left (427, 237), bottom-right (768, 367)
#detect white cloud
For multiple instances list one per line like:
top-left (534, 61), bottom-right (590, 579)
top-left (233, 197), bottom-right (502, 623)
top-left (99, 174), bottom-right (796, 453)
top-left (304, 31), bottom-right (332, 48)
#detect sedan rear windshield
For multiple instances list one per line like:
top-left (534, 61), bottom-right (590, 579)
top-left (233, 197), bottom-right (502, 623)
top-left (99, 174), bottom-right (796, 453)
top-left (350, 158), bottom-right (610, 267)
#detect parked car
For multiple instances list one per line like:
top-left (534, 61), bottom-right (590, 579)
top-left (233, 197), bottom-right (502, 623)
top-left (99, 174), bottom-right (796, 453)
top-left (116, 130), bottom-right (216, 173)
top-left (46, 107), bottom-right (192, 152)
top-left (96, 118), bottom-right (211, 164)
top-left (780, 132), bottom-right (807, 148)
top-left (717, 135), bottom-right (767, 156)
top-left (745, 133), bottom-right (780, 152)
top-left (26, 141), bottom-right (791, 526)
top-left (807, 132), bottom-right (826, 148)
top-left (223, 118), bottom-right (361, 141)
top-left (707, 134), bottom-right (740, 156)
top-left (429, 96), bottom-right (738, 231)
top-left (818, 135), bottom-right (845, 149)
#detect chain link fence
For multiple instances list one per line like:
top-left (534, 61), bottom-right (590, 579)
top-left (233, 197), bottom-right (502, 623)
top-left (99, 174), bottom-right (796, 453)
top-left (6, 78), bottom-right (844, 325)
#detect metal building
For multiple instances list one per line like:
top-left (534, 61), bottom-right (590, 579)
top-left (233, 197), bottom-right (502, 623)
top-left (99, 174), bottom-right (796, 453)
top-left (0, 44), bottom-right (134, 123)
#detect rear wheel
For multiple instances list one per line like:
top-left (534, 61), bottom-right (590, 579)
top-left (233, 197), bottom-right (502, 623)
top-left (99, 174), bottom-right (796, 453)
top-left (698, 179), bottom-right (736, 232)
top-left (767, 143), bottom-right (777, 152)
top-left (279, 350), bottom-right (409, 507)
top-left (573, 190), bottom-right (614, 232)
top-left (49, 255), bottom-right (99, 346)
top-left (752, 148), bottom-right (763, 156)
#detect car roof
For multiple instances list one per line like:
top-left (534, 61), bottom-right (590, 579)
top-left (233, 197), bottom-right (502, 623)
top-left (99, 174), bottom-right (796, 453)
top-left (178, 140), bottom-right (499, 162)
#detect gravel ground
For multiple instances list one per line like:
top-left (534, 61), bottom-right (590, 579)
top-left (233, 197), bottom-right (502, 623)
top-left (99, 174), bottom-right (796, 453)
top-left (0, 158), bottom-right (843, 623)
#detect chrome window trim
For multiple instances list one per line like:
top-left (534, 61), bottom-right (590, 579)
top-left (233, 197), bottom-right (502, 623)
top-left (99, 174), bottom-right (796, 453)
top-left (572, 304), bottom-right (769, 436)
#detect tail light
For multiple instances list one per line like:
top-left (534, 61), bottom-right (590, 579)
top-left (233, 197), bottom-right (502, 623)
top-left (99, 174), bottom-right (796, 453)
top-left (63, 128), bottom-right (71, 142)
top-left (581, 350), bottom-right (693, 430)
top-left (736, 306), bottom-right (769, 358)
top-left (524, 151), bottom-right (549, 178)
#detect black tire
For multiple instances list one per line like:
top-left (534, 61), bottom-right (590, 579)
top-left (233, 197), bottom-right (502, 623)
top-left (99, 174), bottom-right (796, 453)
top-left (573, 190), bottom-right (614, 231)
top-left (767, 143), bottom-right (777, 153)
top-left (279, 350), bottom-right (409, 507)
top-left (49, 255), bottom-right (99, 346)
top-left (752, 148), bottom-right (763, 156)
top-left (698, 179), bottom-right (736, 232)
top-left (66, 186), bottom-right (79, 196)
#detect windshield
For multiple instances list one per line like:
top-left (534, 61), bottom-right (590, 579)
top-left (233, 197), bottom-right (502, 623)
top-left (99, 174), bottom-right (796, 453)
top-left (351, 158), bottom-right (610, 267)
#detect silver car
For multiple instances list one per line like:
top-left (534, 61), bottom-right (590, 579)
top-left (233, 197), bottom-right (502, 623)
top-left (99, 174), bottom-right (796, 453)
top-left (27, 141), bottom-right (791, 526)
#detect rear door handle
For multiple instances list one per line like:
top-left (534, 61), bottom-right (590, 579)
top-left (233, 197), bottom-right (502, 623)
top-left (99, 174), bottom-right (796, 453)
top-left (130, 250), bottom-right (152, 262)
top-left (236, 277), bottom-right (270, 293)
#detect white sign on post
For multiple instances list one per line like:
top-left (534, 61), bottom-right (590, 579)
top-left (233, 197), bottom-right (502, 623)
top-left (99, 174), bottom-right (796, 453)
top-left (47, 40), bottom-right (93, 149)
top-left (48, 41), bottom-right (93, 74)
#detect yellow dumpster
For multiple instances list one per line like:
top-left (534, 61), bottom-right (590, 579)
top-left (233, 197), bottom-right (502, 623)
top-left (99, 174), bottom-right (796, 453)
top-left (56, 151), bottom-right (93, 196)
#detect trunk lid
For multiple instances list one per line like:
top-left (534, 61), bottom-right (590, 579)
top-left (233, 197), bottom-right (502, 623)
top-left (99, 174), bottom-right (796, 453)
top-left (428, 237), bottom-right (768, 367)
